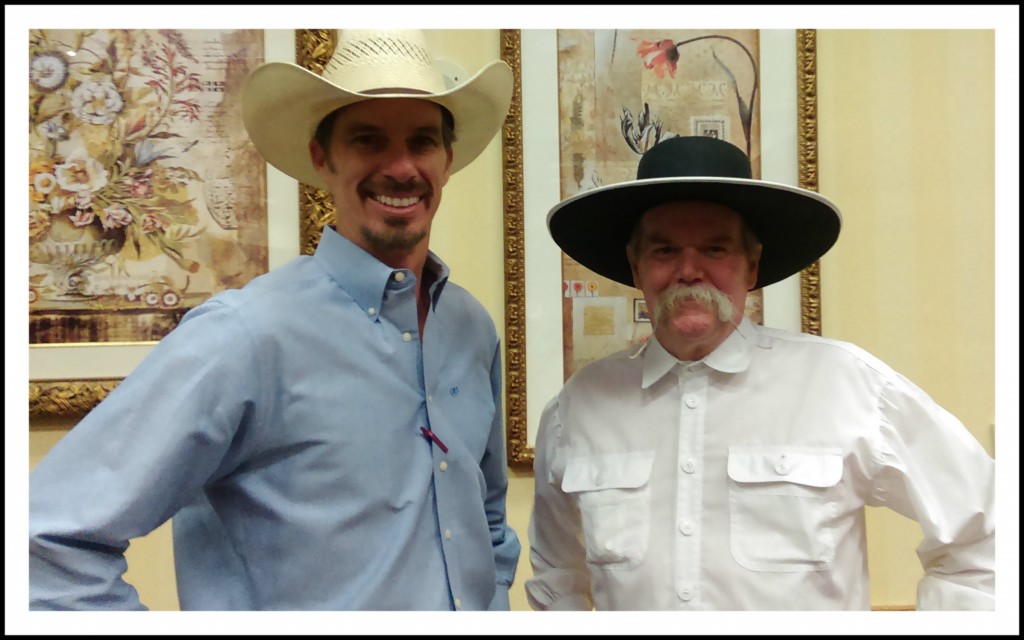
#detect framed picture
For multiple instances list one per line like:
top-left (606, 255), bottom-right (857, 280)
top-left (633, 298), bottom-right (651, 323)
top-left (500, 29), bottom-right (824, 467)
top-left (28, 29), bottom-right (303, 419)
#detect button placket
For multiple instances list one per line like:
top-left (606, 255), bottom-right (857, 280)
top-left (676, 366), bottom-right (706, 609)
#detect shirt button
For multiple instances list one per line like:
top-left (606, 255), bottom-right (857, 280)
top-left (402, 332), bottom-right (412, 342)
top-left (454, 598), bottom-right (462, 609)
top-left (444, 529), bottom-right (452, 540)
top-left (439, 461), bottom-right (448, 472)
top-left (775, 454), bottom-right (790, 475)
top-left (684, 394), bottom-right (699, 409)
top-left (367, 307), bottom-right (376, 316)
top-left (394, 272), bottom-right (405, 282)
top-left (681, 459), bottom-right (696, 474)
top-left (680, 522), bottom-right (695, 536)
top-left (678, 584), bottom-right (695, 601)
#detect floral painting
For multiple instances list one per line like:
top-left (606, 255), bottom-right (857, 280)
top-left (556, 29), bottom-right (761, 378)
top-left (28, 29), bottom-right (268, 344)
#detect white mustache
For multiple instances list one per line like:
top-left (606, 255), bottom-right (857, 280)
top-left (653, 284), bottom-right (736, 325)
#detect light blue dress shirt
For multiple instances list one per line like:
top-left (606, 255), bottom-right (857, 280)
top-left (29, 226), bottom-right (520, 610)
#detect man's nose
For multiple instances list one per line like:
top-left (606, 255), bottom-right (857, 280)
top-left (381, 147), bottom-right (418, 182)
top-left (676, 248), bottom-right (705, 283)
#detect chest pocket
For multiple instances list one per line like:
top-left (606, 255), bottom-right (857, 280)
top-left (562, 452), bottom-right (654, 570)
top-left (727, 447), bottom-right (843, 572)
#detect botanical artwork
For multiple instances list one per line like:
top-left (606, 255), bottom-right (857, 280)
top-left (556, 29), bottom-right (762, 378)
top-left (28, 29), bottom-right (268, 344)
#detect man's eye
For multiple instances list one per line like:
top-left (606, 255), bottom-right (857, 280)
top-left (412, 135), bottom-right (440, 149)
top-left (349, 133), bottom-right (387, 148)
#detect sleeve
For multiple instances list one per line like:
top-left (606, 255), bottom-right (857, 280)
top-left (869, 374), bottom-right (996, 611)
top-left (482, 340), bottom-right (521, 610)
top-left (524, 395), bottom-right (593, 611)
top-left (28, 300), bottom-right (267, 610)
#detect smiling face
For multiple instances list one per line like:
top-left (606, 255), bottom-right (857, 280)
top-left (628, 201), bottom-right (761, 360)
top-left (309, 98), bottom-right (453, 268)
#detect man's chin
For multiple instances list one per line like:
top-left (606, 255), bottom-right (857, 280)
top-left (362, 227), bottom-right (426, 253)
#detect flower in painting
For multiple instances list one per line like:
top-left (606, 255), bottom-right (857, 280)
top-left (33, 171), bottom-right (58, 198)
top-left (29, 28), bottom-right (207, 283)
top-left (29, 209), bottom-right (50, 241)
top-left (70, 80), bottom-right (125, 125)
top-left (54, 154), bottom-right (109, 193)
top-left (68, 208), bottom-right (96, 227)
top-left (97, 203), bottom-right (133, 230)
top-left (636, 39), bottom-right (679, 79)
top-left (145, 291), bottom-right (161, 306)
top-left (139, 212), bottom-right (169, 235)
top-left (30, 160), bottom-right (56, 199)
top-left (39, 119), bottom-right (69, 143)
top-left (29, 52), bottom-right (70, 92)
top-left (160, 289), bottom-right (181, 307)
top-left (124, 170), bottom-right (154, 198)
top-left (629, 32), bottom-right (759, 160)
top-left (620, 103), bottom-right (678, 155)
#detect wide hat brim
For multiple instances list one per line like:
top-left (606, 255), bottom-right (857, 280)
top-left (241, 60), bottom-right (513, 189)
top-left (547, 177), bottom-right (842, 291)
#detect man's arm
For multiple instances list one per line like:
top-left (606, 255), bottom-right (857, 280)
top-left (29, 302), bottom-right (263, 610)
top-left (872, 373), bottom-right (996, 610)
top-left (525, 396), bottom-right (593, 611)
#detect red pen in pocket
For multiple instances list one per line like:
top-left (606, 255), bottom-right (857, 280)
top-left (419, 426), bottom-right (448, 453)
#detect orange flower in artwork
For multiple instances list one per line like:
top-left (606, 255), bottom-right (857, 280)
top-left (635, 39), bottom-right (680, 79)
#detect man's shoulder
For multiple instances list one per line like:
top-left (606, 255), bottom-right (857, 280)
top-left (565, 346), bottom-right (643, 388)
top-left (759, 325), bottom-right (898, 378)
top-left (186, 256), bottom-right (321, 319)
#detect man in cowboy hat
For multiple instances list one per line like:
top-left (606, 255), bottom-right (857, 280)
top-left (30, 29), bottom-right (520, 611)
top-left (526, 136), bottom-right (994, 610)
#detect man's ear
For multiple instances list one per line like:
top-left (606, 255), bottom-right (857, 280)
top-left (309, 138), bottom-right (328, 173)
top-left (746, 246), bottom-right (761, 291)
top-left (440, 146), bottom-right (453, 187)
top-left (628, 247), bottom-right (642, 290)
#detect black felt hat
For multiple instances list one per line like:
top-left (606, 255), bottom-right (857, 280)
top-left (546, 136), bottom-right (842, 290)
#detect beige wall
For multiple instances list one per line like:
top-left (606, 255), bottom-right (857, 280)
top-left (28, 29), bottom-right (996, 612)
top-left (817, 29), bottom-right (995, 607)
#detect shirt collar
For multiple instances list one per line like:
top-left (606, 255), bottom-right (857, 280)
top-left (314, 226), bottom-right (451, 314)
top-left (641, 317), bottom-right (763, 388)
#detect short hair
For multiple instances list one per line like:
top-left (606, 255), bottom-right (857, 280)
top-left (312, 102), bottom-right (456, 155)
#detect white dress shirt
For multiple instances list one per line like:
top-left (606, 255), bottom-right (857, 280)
top-left (527, 318), bottom-right (994, 611)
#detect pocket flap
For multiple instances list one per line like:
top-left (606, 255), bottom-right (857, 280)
top-left (727, 447), bottom-right (843, 488)
top-left (562, 452), bottom-right (655, 493)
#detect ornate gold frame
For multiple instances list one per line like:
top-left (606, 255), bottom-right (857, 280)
top-left (500, 29), bottom-right (823, 468)
top-left (296, 29), bottom-right (339, 255)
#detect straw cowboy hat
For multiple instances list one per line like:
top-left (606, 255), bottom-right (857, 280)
top-left (241, 29), bottom-right (513, 189)
top-left (547, 136), bottom-right (842, 291)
